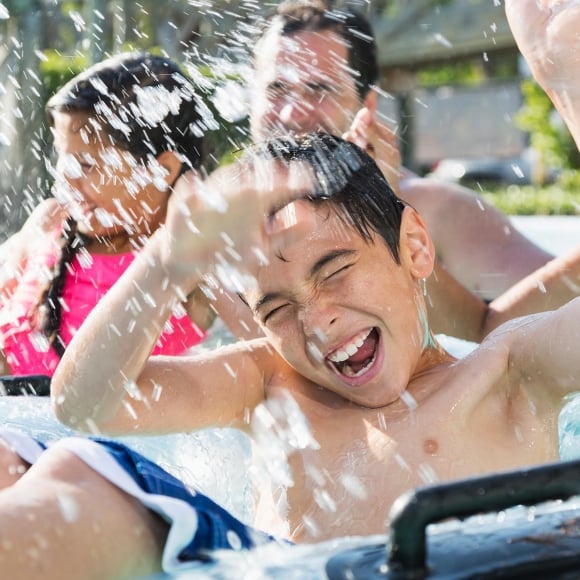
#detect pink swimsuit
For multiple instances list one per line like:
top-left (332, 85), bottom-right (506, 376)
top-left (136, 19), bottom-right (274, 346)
top-left (0, 249), bottom-right (206, 376)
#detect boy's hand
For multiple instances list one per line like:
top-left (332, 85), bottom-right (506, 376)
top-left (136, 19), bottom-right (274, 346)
top-left (342, 104), bottom-right (401, 194)
top-left (160, 159), bottom-right (316, 283)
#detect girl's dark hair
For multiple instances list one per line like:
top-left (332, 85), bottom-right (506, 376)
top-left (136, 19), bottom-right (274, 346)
top-left (39, 219), bottom-right (85, 358)
top-left (251, 132), bottom-right (405, 262)
top-left (40, 52), bottom-right (208, 356)
top-left (46, 51), bottom-right (206, 171)
top-left (257, 0), bottom-right (378, 100)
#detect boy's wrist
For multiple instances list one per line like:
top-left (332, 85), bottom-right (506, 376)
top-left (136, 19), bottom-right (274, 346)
top-left (144, 228), bottom-right (206, 295)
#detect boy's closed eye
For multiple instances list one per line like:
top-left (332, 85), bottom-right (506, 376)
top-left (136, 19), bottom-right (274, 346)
top-left (262, 303), bottom-right (292, 324)
top-left (322, 262), bottom-right (354, 282)
top-left (260, 263), bottom-right (355, 325)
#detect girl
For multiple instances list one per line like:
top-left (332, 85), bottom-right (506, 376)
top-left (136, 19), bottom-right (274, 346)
top-left (0, 52), bottom-right (215, 378)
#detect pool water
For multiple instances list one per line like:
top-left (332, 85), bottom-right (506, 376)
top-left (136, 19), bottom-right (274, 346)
top-left (0, 397), bottom-right (255, 526)
top-left (510, 215), bottom-right (579, 256)
top-left (4, 392), bottom-right (580, 579)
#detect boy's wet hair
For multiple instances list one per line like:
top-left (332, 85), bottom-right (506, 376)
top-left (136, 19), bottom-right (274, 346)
top-left (256, 0), bottom-right (378, 100)
top-left (46, 51), bottom-right (206, 172)
top-left (253, 132), bottom-right (405, 263)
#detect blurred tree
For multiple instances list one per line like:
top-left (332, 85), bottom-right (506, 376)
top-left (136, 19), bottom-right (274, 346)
top-left (516, 79), bottom-right (580, 172)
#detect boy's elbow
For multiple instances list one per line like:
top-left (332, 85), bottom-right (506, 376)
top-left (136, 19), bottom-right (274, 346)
top-left (51, 383), bottom-right (96, 432)
top-left (51, 393), bottom-right (86, 430)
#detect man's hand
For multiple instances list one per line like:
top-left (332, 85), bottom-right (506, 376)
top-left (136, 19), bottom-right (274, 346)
top-left (0, 198), bottom-right (66, 294)
top-left (506, 0), bottom-right (580, 93)
top-left (506, 0), bottom-right (580, 147)
top-left (342, 103), bottom-right (401, 194)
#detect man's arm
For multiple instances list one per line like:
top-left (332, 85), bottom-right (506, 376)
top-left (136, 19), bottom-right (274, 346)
top-left (473, 0), bottom-right (580, 339)
top-left (427, 1), bottom-right (580, 341)
top-left (426, 260), bottom-right (487, 342)
top-left (428, 245), bottom-right (580, 342)
top-left (400, 176), bottom-right (553, 300)
top-left (483, 244), bottom-right (580, 337)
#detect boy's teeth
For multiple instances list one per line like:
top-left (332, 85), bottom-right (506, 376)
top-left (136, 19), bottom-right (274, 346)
top-left (346, 344), bottom-right (358, 356)
top-left (329, 329), bottom-right (372, 363)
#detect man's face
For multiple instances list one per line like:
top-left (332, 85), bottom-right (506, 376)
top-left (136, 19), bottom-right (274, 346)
top-left (245, 201), bottom-right (426, 408)
top-left (250, 29), bottom-right (363, 141)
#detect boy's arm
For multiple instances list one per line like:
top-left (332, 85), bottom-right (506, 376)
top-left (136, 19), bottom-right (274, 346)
top-left (507, 296), bottom-right (580, 411)
top-left (51, 161), bottom-right (314, 434)
top-left (51, 226), bottom-right (267, 435)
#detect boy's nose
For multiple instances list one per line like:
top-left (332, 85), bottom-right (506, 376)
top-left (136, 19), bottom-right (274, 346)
top-left (299, 300), bottom-right (339, 342)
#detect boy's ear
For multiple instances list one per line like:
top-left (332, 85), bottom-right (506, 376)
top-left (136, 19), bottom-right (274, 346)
top-left (156, 151), bottom-right (183, 188)
top-left (400, 207), bottom-right (435, 279)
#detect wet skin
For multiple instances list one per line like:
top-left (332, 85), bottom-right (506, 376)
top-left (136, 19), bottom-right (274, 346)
top-left (242, 202), bottom-right (559, 541)
top-left (246, 201), bottom-right (432, 409)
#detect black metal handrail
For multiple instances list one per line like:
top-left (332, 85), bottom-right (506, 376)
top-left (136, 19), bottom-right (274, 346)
top-left (0, 375), bottom-right (51, 396)
top-left (388, 458), bottom-right (580, 578)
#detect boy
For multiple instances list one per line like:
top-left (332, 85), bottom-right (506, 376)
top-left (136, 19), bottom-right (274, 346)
top-left (20, 132), bottom-right (572, 578)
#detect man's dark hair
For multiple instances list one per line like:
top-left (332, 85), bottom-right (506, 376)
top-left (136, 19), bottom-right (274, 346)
top-left (252, 132), bottom-right (405, 262)
top-left (257, 0), bottom-right (378, 99)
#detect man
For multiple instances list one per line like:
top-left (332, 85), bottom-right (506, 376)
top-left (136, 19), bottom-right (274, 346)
top-left (247, 0), bottom-right (580, 342)
top-left (248, 1), bottom-right (552, 297)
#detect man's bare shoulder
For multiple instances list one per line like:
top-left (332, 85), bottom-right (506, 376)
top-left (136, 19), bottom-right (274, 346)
top-left (399, 174), bottom-right (492, 215)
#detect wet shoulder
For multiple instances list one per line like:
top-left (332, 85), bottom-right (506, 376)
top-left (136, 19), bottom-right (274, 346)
top-left (432, 332), bottom-right (513, 418)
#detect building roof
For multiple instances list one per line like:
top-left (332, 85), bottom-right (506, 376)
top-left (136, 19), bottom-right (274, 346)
top-left (374, 0), bottom-right (516, 69)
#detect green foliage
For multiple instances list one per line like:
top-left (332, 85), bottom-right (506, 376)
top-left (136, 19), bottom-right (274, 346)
top-left (39, 50), bottom-right (88, 100)
top-left (481, 183), bottom-right (580, 215)
top-left (191, 64), bottom-right (250, 170)
top-left (417, 62), bottom-right (485, 87)
top-left (516, 79), bottom-right (580, 170)
top-left (556, 168), bottom-right (580, 191)
top-left (416, 52), bottom-right (518, 88)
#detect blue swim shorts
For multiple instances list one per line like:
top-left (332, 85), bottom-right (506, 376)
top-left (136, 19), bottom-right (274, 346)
top-left (0, 429), bottom-right (284, 573)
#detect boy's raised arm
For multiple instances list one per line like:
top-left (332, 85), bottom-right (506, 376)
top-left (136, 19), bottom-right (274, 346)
top-left (51, 159), bottom-right (315, 435)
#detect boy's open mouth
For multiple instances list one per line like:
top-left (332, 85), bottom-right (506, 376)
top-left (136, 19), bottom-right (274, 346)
top-left (327, 327), bottom-right (379, 378)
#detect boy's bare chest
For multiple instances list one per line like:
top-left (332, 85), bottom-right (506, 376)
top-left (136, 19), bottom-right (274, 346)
top-left (285, 396), bottom-right (552, 542)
